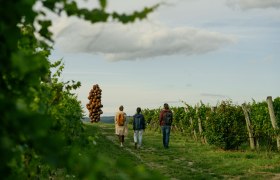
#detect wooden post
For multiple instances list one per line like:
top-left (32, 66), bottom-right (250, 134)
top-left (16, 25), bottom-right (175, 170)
top-left (185, 107), bottom-right (197, 141)
top-left (242, 103), bottom-right (255, 150)
top-left (266, 96), bottom-right (280, 151)
top-left (190, 117), bottom-right (197, 141)
top-left (198, 117), bottom-right (205, 143)
top-left (196, 106), bottom-right (205, 144)
top-left (256, 140), bottom-right (259, 150)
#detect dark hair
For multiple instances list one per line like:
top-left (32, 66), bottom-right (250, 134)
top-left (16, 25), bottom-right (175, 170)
top-left (119, 105), bottom-right (124, 111)
top-left (136, 107), bottom-right (141, 113)
top-left (164, 103), bottom-right (169, 109)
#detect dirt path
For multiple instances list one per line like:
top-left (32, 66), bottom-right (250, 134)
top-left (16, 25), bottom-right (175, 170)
top-left (98, 124), bottom-right (194, 180)
top-left (98, 124), bottom-right (152, 165)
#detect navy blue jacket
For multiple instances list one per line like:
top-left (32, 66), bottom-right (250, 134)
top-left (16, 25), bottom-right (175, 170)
top-left (133, 113), bottom-right (146, 130)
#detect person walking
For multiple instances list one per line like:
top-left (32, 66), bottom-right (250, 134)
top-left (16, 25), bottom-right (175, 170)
top-left (115, 105), bottom-right (127, 147)
top-left (159, 103), bottom-right (173, 149)
top-left (133, 107), bottom-right (146, 149)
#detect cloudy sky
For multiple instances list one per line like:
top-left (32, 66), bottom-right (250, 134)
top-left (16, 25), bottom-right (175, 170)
top-left (48, 0), bottom-right (280, 116)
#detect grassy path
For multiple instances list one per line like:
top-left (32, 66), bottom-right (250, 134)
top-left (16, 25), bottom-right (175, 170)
top-left (96, 122), bottom-right (280, 180)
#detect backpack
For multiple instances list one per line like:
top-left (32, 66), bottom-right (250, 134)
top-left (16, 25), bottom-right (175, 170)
top-left (163, 111), bottom-right (172, 125)
top-left (117, 113), bottom-right (125, 126)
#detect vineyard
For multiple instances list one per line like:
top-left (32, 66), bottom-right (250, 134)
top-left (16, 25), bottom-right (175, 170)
top-left (142, 97), bottom-right (280, 151)
top-left (1, 0), bottom-right (279, 179)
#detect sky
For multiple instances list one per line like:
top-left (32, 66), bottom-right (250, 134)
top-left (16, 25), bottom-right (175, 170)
top-left (47, 0), bottom-right (280, 116)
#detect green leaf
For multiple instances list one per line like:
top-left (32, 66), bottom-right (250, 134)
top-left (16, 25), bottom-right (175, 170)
top-left (99, 0), bottom-right (107, 10)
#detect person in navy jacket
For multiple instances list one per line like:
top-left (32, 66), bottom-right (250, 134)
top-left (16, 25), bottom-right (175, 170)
top-left (133, 107), bottom-right (146, 149)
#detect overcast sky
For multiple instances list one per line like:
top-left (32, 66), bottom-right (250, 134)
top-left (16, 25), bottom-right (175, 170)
top-left (48, 0), bottom-right (280, 116)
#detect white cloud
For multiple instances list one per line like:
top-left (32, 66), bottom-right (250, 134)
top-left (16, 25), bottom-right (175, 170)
top-left (227, 0), bottom-right (280, 10)
top-left (51, 16), bottom-right (236, 61)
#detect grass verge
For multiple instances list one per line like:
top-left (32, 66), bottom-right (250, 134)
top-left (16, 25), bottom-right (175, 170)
top-left (96, 122), bottom-right (280, 180)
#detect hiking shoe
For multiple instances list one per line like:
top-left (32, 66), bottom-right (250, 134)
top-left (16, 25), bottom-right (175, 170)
top-left (134, 143), bottom-right (137, 149)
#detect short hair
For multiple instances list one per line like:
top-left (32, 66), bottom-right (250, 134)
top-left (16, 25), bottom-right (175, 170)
top-left (164, 103), bottom-right (169, 109)
top-left (119, 105), bottom-right (124, 111)
top-left (136, 107), bottom-right (141, 113)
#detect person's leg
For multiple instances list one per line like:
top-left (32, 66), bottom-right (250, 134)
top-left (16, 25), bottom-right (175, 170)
top-left (138, 130), bottom-right (143, 147)
top-left (120, 135), bottom-right (124, 147)
top-left (118, 135), bottom-right (122, 146)
top-left (161, 126), bottom-right (166, 148)
top-left (118, 135), bottom-right (122, 142)
top-left (134, 130), bottom-right (138, 149)
top-left (165, 126), bottom-right (171, 148)
top-left (134, 130), bottom-right (138, 143)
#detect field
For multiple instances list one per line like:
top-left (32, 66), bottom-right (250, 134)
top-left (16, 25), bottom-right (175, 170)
top-left (81, 122), bottom-right (280, 179)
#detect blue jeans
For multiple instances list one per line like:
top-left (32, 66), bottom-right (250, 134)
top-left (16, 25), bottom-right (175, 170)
top-left (134, 130), bottom-right (143, 146)
top-left (161, 126), bottom-right (171, 148)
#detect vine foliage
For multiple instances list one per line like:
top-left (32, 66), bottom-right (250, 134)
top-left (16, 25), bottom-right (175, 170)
top-left (1, 0), bottom-right (158, 178)
top-left (143, 98), bottom-right (280, 151)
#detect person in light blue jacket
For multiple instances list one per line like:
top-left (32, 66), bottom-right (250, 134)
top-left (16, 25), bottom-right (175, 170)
top-left (133, 107), bottom-right (146, 149)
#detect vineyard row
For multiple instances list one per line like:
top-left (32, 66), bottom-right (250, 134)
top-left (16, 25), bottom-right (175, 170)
top-left (141, 96), bottom-right (280, 151)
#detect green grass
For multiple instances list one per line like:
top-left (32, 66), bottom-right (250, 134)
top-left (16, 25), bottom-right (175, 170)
top-left (44, 122), bottom-right (163, 179)
top-left (95, 122), bottom-right (280, 180)
top-left (48, 122), bottom-right (280, 179)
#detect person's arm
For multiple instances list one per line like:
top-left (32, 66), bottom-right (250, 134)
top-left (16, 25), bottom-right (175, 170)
top-left (159, 110), bottom-right (163, 125)
top-left (171, 111), bottom-right (173, 125)
top-left (132, 116), bottom-right (135, 130)
top-left (114, 113), bottom-right (118, 124)
top-left (142, 115), bottom-right (146, 130)
top-left (124, 112), bottom-right (127, 125)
